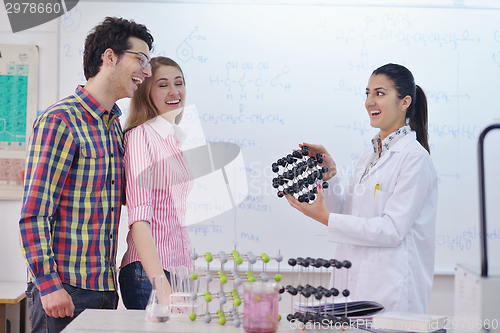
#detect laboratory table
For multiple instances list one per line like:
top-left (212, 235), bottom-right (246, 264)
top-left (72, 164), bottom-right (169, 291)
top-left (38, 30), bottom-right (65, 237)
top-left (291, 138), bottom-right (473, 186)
top-left (0, 281), bottom-right (26, 333)
top-left (61, 309), bottom-right (373, 333)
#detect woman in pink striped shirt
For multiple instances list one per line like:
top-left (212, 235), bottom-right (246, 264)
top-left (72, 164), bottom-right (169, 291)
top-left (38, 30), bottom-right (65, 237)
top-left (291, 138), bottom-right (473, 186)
top-left (119, 57), bottom-right (193, 309)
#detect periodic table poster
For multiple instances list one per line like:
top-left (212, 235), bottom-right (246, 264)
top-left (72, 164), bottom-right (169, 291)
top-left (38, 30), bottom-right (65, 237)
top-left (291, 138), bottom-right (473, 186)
top-left (0, 44), bottom-right (38, 200)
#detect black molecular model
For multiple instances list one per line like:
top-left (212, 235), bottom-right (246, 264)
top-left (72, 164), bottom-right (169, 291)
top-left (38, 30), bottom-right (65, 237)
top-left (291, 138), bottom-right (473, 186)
top-left (285, 257), bottom-right (352, 326)
top-left (272, 146), bottom-right (329, 202)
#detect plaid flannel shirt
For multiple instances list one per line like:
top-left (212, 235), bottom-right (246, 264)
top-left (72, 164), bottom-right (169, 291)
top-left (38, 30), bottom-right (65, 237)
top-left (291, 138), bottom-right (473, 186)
top-left (19, 86), bottom-right (123, 296)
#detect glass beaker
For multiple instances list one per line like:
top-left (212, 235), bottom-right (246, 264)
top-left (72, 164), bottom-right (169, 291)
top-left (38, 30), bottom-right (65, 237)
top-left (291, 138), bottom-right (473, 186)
top-left (243, 282), bottom-right (279, 333)
top-left (145, 275), bottom-right (171, 323)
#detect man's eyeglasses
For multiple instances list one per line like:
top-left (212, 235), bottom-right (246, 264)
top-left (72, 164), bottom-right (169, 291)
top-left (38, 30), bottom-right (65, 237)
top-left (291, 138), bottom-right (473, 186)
top-left (123, 50), bottom-right (150, 69)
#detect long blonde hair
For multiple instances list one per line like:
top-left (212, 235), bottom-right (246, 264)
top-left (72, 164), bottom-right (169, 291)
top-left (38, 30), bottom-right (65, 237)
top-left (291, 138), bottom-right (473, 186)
top-left (124, 57), bottom-right (186, 134)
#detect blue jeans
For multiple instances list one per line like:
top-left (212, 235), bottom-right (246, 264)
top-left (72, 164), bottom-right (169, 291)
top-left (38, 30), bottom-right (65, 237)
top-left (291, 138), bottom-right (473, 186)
top-left (119, 261), bottom-right (171, 310)
top-left (26, 282), bottom-right (117, 333)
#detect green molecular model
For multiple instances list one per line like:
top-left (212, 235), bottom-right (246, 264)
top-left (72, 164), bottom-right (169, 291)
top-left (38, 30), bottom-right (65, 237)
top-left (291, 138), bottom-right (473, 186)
top-left (182, 249), bottom-right (284, 327)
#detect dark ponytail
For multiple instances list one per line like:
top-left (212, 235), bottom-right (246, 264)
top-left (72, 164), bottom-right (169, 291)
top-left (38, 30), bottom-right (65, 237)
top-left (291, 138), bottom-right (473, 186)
top-left (372, 64), bottom-right (430, 154)
top-left (409, 85), bottom-right (429, 153)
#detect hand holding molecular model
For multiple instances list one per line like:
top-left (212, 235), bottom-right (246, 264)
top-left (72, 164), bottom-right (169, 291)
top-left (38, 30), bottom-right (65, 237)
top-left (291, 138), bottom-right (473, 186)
top-left (272, 144), bottom-right (333, 225)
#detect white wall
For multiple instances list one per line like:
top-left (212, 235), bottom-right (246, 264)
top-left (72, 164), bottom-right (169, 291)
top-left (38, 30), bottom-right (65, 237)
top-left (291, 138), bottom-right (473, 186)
top-left (0, 3), bottom-right (455, 320)
top-left (0, 200), bottom-right (25, 281)
top-left (0, 9), bottom-right (59, 333)
top-left (0, 9), bottom-right (59, 283)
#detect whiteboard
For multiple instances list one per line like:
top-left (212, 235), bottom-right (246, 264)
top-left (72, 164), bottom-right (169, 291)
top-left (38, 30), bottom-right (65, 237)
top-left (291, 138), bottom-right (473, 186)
top-left (58, 2), bottom-right (500, 273)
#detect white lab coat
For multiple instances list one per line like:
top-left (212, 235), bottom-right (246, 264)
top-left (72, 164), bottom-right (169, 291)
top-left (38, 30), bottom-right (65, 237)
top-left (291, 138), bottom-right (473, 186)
top-left (324, 131), bottom-right (438, 314)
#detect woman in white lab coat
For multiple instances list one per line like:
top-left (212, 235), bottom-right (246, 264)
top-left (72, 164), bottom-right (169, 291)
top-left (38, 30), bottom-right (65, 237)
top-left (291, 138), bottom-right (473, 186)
top-left (286, 63), bottom-right (438, 314)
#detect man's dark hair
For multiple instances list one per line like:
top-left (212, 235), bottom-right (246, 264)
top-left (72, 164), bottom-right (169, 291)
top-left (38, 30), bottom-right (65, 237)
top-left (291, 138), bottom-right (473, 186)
top-left (83, 17), bottom-right (154, 80)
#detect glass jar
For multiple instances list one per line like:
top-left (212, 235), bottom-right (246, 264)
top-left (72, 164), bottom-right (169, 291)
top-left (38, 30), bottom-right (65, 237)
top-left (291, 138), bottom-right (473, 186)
top-left (243, 281), bottom-right (279, 333)
top-left (145, 275), bottom-right (171, 323)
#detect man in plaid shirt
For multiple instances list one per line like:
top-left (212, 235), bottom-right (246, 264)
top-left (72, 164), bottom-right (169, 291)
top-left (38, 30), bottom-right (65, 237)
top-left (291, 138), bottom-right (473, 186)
top-left (19, 17), bottom-right (153, 333)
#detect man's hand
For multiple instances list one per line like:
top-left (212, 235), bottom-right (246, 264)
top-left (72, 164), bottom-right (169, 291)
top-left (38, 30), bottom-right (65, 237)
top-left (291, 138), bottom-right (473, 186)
top-left (40, 288), bottom-right (75, 318)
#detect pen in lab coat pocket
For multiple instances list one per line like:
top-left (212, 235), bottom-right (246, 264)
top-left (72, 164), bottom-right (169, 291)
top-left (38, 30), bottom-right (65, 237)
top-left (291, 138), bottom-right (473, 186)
top-left (374, 182), bottom-right (380, 197)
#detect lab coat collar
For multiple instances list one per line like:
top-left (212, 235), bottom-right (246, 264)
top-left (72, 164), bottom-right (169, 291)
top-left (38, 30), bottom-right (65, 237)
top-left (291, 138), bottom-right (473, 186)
top-left (365, 131), bottom-right (417, 177)
top-left (146, 116), bottom-right (186, 143)
top-left (387, 130), bottom-right (416, 152)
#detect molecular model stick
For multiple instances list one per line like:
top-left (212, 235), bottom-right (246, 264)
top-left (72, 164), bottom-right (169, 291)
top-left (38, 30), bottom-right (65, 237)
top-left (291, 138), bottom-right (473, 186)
top-left (285, 257), bottom-right (352, 326)
top-left (272, 146), bottom-right (329, 202)
top-left (186, 250), bottom-right (284, 326)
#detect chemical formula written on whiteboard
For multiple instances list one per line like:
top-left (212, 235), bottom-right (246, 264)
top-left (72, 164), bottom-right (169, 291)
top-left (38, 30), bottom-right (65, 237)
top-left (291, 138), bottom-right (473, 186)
top-left (209, 62), bottom-right (291, 101)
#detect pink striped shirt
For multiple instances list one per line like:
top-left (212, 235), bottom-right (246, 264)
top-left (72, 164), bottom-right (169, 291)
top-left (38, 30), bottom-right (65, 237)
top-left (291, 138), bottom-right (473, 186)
top-left (121, 116), bottom-right (193, 271)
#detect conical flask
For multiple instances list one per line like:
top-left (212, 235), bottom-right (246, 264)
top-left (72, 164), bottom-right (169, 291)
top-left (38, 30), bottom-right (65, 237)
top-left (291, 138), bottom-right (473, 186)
top-left (145, 275), bottom-right (171, 322)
